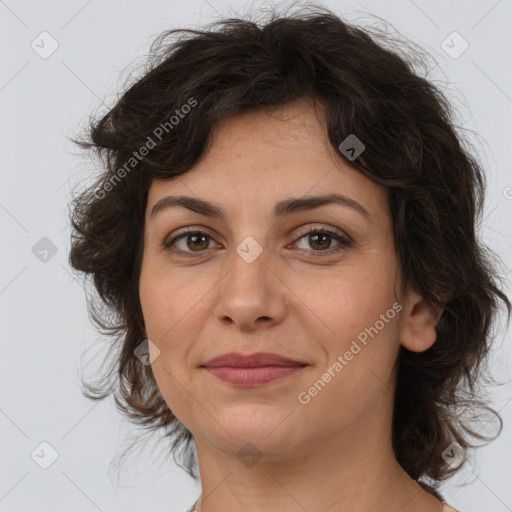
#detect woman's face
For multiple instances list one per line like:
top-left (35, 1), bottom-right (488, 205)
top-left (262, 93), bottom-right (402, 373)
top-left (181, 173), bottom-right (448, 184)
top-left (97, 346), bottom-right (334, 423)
top-left (139, 99), bottom-right (425, 461)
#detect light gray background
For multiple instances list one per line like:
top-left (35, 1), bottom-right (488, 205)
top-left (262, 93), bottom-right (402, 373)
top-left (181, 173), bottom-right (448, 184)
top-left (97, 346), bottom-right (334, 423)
top-left (1, 0), bottom-right (511, 511)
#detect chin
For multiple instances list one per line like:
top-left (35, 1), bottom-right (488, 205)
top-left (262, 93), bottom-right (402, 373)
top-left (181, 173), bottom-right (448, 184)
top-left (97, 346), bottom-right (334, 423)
top-left (204, 407), bottom-right (303, 453)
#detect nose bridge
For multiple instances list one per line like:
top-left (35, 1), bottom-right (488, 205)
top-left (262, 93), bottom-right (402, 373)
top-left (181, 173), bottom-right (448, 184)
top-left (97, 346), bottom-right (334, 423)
top-left (225, 237), bottom-right (272, 301)
top-left (214, 236), bottom-right (286, 328)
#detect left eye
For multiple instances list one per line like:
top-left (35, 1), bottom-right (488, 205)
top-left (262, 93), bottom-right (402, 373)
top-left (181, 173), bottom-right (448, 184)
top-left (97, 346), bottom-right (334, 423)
top-left (164, 227), bottom-right (351, 257)
top-left (292, 228), bottom-right (351, 254)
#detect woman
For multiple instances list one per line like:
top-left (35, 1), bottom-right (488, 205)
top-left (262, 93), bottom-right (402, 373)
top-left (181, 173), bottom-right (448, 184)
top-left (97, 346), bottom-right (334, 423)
top-left (68, 4), bottom-right (510, 511)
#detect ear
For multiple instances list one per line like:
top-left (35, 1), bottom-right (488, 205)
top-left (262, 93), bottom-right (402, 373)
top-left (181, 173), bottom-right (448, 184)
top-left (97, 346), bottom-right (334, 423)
top-left (400, 291), bottom-right (443, 353)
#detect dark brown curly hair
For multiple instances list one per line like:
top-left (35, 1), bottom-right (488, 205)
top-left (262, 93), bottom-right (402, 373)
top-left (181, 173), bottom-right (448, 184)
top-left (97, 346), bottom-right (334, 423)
top-left (68, 1), bottom-right (510, 492)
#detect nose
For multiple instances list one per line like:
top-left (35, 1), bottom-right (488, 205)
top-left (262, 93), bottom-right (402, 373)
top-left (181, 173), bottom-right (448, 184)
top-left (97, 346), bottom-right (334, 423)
top-left (213, 244), bottom-right (288, 331)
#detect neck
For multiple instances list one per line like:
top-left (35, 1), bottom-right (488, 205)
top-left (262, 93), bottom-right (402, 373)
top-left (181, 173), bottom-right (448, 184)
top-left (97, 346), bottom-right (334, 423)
top-left (191, 395), bottom-right (443, 512)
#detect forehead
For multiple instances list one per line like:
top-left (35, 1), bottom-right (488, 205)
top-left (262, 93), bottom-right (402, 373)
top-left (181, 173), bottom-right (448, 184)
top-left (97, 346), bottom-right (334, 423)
top-left (146, 99), bottom-right (388, 220)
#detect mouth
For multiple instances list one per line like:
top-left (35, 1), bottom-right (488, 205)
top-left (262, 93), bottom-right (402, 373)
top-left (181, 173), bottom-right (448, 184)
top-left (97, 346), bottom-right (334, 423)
top-left (200, 352), bottom-right (309, 387)
top-left (201, 364), bottom-right (308, 387)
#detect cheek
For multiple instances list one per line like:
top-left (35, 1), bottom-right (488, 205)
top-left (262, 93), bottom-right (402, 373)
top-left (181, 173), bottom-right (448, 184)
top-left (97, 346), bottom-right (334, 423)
top-left (296, 309), bottom-right (400, 432)
top-left (139, 259), bottom-right (211, 339)
top-left (139, 270), bottom-right (201, 421)
top-left (297, 263), bottom-right (398, 334)
top-left (297, 270), bottom-right (401, 386)
top-left (138, 261), bottom-right (219, 405)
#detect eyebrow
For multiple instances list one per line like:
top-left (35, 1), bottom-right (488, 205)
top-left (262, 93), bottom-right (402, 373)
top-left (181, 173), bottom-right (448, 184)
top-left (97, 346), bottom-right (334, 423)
top-left (150, 193), bottom-right (372, 222)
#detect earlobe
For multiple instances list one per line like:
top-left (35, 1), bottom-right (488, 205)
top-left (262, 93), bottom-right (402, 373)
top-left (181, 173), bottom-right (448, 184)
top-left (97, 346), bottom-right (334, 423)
top-left (400, 292), bottom-right (443, 353)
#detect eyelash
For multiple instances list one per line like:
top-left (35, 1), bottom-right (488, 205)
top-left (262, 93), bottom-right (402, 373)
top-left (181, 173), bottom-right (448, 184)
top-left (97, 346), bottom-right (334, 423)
top-left (163, 226), bottom-right (352, 259)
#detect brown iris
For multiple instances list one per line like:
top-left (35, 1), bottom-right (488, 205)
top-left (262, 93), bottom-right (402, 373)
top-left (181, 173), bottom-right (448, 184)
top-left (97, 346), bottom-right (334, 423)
top-left (308, 232), bottom-right (331, 251)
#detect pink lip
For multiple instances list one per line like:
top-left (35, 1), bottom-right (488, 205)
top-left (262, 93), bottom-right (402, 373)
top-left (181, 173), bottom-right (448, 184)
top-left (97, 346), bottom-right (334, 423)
top-left (201, 352), bottom-right (308, 387)
top-left (204, 366), bottom-right (305, 386)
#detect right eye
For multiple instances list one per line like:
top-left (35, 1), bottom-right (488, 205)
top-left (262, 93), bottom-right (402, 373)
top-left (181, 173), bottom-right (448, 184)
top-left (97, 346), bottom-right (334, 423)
top-left (164, 228), bottom-right (220, 257)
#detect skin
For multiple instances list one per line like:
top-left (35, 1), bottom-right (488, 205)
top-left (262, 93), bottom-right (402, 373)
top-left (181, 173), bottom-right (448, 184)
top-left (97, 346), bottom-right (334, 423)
top-left (139, 97), bottom-right (443, 512)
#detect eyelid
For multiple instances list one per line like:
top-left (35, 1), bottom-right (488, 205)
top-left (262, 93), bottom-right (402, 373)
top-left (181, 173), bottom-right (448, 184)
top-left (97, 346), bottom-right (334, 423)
top-left (164, 226), bottom-right (220, 249)
top-left (293, 224), bottom-right (352, 244)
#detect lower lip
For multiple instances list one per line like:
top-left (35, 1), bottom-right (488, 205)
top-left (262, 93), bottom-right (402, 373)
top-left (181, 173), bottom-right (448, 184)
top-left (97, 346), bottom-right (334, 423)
top-left (203, 365), bottom-right (306, 387)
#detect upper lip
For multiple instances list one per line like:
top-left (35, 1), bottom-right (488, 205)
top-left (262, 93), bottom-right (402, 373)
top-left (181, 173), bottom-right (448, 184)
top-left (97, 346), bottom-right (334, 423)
top-left (201, 352), bottom-right (308, 368)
